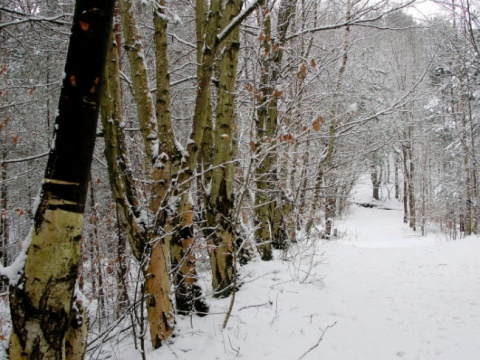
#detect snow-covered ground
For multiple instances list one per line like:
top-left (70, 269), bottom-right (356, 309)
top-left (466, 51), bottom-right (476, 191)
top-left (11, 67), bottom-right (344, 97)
top-left (2, 176), bottom-right (480, 360)
top-left (104, 176), bottom-right (480, 360)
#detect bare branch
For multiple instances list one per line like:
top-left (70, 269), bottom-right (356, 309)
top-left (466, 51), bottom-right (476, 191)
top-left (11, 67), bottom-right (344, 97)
top-left (0, 10), bottom-right (70, 29)
top-left (298, 321), bottom-right (337, 360)
top-left (285, 1), bottom-right (417, 41)
top-left (1, 151), bottom-right (49, 165)
top-left (217, 0), bottom-right (262, 44)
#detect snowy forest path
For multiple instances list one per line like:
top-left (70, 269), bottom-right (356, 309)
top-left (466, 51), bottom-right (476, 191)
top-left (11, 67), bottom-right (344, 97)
top-left (315, 175), bottom-right (480, 359)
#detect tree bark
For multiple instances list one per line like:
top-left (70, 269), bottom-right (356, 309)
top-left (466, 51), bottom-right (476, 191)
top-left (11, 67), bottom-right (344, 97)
top-left (101, 16), bottom-right (175, 347)
top-left (168, 0), bottom-right (221, 314)
top-left (119, 0), bottom-right (158, 173)
top-left (371, 160), bottom-right (382, 201)
top-left (8, 0), bottom-right (114, 357)
top-left (254, 0), bottom-right (295, 260)
top-left (206, 0), bottom-right (243, 297)
top-left (308, 0), bottom-right (351, 238)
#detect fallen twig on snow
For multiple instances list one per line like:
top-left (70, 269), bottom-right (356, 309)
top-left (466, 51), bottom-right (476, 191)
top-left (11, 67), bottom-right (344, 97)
top-left (297, 321), bottom-right (337, 360)
top-left (238, 301), bottom-right (273, 311)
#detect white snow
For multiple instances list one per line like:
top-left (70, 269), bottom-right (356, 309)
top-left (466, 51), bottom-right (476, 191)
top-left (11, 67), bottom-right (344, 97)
top-left (152, 140), bottom-right (159, 159)
top-left (158, 152), bottom-right (169, 161)
top-left (3, 176), bottom-right (480, 359)
top-left (0, 227), bottom-right (33, 286)
top-left (99, 175), bottom-right (480, 360)
top-left (347, 102), bottom-right (358, 114)
top-left (172, 13), bottom-right (183, 26)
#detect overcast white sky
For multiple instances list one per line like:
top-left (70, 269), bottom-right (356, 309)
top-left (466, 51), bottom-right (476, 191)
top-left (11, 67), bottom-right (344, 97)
top-left (406, 0), bottom-right (448, 19)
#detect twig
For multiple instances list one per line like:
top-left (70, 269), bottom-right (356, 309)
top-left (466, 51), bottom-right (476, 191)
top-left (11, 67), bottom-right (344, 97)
top-left (238, 301), bottom-right (272, 311)
top-left (227, 336), bottom-right (240, 357)
top-left (297, 321), bottom-right (337, 360)
top-left (1, 151), bottom-right (49, 164)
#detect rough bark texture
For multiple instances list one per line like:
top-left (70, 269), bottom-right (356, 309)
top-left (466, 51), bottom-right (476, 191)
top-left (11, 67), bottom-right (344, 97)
top-left (254, 0), bottom-right (295, 260)
top-left (119, 0), bottom-right (158, 171)
top-left (168, 0), bottom-right (221, 314)
top-left (101, 10), bottom-right (175, 347)
top-left (8, 0), bottom-right (114, 358)
top-left (65, 295), bottom-right (88, 360)
top-left (101, 27), bottom-right (144, 260)
top-left (206, 0), bottom-right (243, 297)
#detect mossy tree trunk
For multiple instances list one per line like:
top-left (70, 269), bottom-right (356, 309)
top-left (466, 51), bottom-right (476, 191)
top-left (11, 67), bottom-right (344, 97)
top-left (205, 0), bottom-right (243, 298)
top-left (119, 0), bottom-right (158, 170)
top-left (101, 6), bottom-right (175, 347)
top-left (8, 0), bottom-right (115, 357)
top-left (169, 0), bottom-right (221, 314)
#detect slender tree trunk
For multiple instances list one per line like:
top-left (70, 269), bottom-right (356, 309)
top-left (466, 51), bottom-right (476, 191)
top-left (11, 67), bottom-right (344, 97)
top-left (394, 152), bottom-right (400, 200)
top-left (308, 0), bottom-right (351, 238)
top-left (371, 161), bottom-right (382, 201)
top-left (168, 0), bottom-right (221, 314)
top-left (206, 0), bottom-right (243, 297)
top-left (407, 136), bottom-right (416, 231)
top-left (254, 0), bottom-right (295, 259)
top-left (89, 185), bottom-right (106, 330)
top-left (8, 0), bottom-right (114, 357)
top-left (101, 18), bottom-right (175, 347)
top-left (118, 0), bottom-right (158, 172)
top-left (402, 145), bottom-right (409, 224)
top-left (115, 207), bottom-right (130, 318)
top-left (111, 7), bottom-right (130, 318)
top-left (0, 115), bottom-right (8, 270)
top-left (0, 21), bottom-right (9, 273)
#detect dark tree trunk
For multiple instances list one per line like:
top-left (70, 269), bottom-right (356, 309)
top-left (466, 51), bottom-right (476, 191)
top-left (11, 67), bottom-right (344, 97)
top-left (8, 0), bottom-right (114, 358)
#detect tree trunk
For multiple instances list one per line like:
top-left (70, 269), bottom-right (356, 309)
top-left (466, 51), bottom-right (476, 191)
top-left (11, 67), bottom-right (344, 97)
top-left (0, 5), bottom-right (7, 275)
top-left (8, 0), bottom-right (114, 357)
top-left (406, 137), bottom-right (416, 231)
top-left (101, 17), bottom-right (175, 347)
top-left (402, 146), bottom-right (409, 225)
top-left (371, 161), bottom-right (382, 201)
top-left (119, 0), bottom-right (158, 173)
top-left (394, 153), bottom-right (400, 200)
top-left (254, 0), bottom-right (295, 259)
top-left (307, 0), bottom-right (351, 237)
top-left (206, 0), bottom-right (243, 297)
top-left (1, 114), bottom-right (8, 271)
top-left (168, 0), bottom-right (221, 314)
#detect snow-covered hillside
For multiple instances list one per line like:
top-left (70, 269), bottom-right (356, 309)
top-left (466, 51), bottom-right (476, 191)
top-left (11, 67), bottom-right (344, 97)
top-left (96, 176), bottom-right (480, 360)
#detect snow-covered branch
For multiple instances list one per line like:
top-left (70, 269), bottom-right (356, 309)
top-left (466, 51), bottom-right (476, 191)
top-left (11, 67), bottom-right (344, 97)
top-left (217, 0), bottom-right (262, 45)
top-left (285, 0), bottom-right (417, 41)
